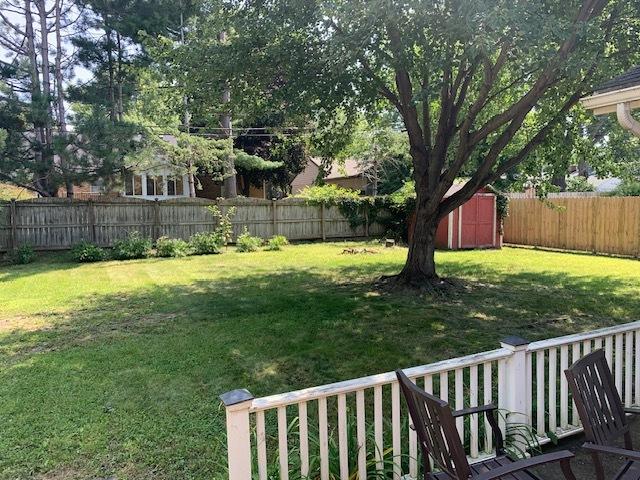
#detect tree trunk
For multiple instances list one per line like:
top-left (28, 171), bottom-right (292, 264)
top-left (54, 0), bottom-right (73, 198)
top-left (399, 199), bottom-right (439, 284)
top-left (219, 31), bottom-right (237, 198)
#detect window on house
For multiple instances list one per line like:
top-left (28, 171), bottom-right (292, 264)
top-left (125, 173), bottom-right (133, 196)
top-left (133, 175), bottom-right (142, 195)
top-left (146, 176), bottom-right (156, 195)
top-left (167, 177), bottom-right (184, 196)
top-left (155, 176), bottom-right (164, 195)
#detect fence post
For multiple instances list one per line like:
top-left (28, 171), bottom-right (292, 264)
top-left (87, 199), bottom-right (96, 243)
top-left (272, 199), bottom-right (278, 236)
top-left (153, 199), bottom-right (160, 241)
top-left (9, 198), bottom-right (17, 250)
top-left (320, 203), bottom-right (326, 241)
top-left (220, 389), bottom-right (254, 480)
top-left (499, 336), bottom-right (531, 438)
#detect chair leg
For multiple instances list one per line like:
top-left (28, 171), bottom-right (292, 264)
top-left (559, 458), bottom-right (577, 480)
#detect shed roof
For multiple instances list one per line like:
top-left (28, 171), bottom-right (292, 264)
top-left (595, 65), bottom-right (640, 94)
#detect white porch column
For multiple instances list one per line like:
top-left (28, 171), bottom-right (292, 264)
top-left (499, 336), bottom-right (531, 449)
top-left (220, 389), bottom-right (254, 480)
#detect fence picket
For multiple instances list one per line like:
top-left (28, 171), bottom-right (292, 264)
top-left (277, 406), bottom-right (289, 480)
top-left (256, 410), bottom-right (267, 480)
top-left (299, 402), bottom-right (309, 478)
top-left (356, 390), bottom-right (367, 480)
top-left (337, 394), bottom-right (349, 480)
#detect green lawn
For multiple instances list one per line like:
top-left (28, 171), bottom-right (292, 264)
top-left (1, 243), bottom-right (639, 479)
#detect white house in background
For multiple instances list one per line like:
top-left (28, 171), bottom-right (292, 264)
top-left (121, 134), bottom-right (190, 200)
top-left (122, 170), bottom-right (190, 200)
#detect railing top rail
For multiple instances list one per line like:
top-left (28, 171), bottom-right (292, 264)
top-left (249, 347), bottom-right (510, 412)
top-left (527, 320), bottom-right (640, 352)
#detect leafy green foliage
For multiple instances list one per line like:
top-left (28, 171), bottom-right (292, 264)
top-left (206, 206), bottom-right (236, 248)
top-left (188, 232), bottom-right (222, 255)
top-left (71, 242), bottom-right (108, 263)
top-left (610, 179), bottom-right (640, 197)
top-left (265, 235), bottom-right (289, 251)
top-left (6, 245), bottom-right (36, 265)
top-left (155, 237), bottom-right (191, 258)
top-left (236, 227), bottom-right (262, 252)
top-left (566, 176), bottom-right (595, 192)
top-left (112, 231), bottom-right (153, 260)
top-left (294, 184), bottom-right (361, 204)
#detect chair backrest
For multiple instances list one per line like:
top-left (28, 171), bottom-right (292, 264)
top-left (565, 349), bottom-right (630, 446)
top-left (396, 369), bottom-right (471, 479)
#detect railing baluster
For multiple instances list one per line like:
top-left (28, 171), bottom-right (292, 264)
top-left (409, 378), bottom-right (418, 479)
top-left (392, 381), bottom-right (401, 480)
top-left (548, 348), bottom-right (557, 434)
top-left (256, 410), bottom-right (267, 480)
top-left (484, 362), bottom-right (493, 453)
top-left (536, 350), bottom-right (545, 436)
top-left (337, 394), bottom-right (349, 480)
top-left (498, 359), bottom-right (506, 435)
top-left (356, 390), bottom-right (367, 480)
top-left (440, 371), bottom-right (448, 402)
top-left (299, 402), bottom-right (309, 478)
top-left (636, 330), bottom-right (640, 406)
top-left (605, 336), bottom-right (613, 367)
top-left (278, 406), bottom-right (289, 480)
top-left (625, 332), bottom-right (633, 407)
top-left (526, 352), bottom-right (533, 427)
top-left (470, 365), bottom-right (479, 458)
top-left (319, 397), bottom-right (329, 480)
top-left (455, 368), bottom-right (464, 439)
top-left (374, 385), bottom-right (383, 473)
top-left (424, 374), bottom-right (433, 394)
top-left (583, 339), bottom-right (591, 355)
top-left (572, 343), bottom-right (580, 425)
top-left (615, 334), bottom-right (624, 394)
top-left (560, 345), bottom-right (569, 429)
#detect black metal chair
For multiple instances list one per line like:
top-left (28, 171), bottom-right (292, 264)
top-left (396, 369), bottom-right (577, 479)
top-left (565, 349), bottom-right (640, 480)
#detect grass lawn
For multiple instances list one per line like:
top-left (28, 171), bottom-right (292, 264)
top-left (1, 243), bottom-right (639, 479)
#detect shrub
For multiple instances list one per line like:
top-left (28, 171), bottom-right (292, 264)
top-left (156, 236), bottom-right (191, 258)
top-left (610, 179), bottom-right (640, 197)
top-left (566, 176), bottom-right (595, 192)
top-left (205, 205), bottom-right (236, 249)
top-left (265, 235), bottom-right (289, 251)
top-left (294, 184), bottom-right (361, 204)
top-left (112, 231), bottom-right (152, 260)
top-left (71, 242), bottom-right (107, 262)
top-left (7, 245), bottom-right (35, 264)
top-left (236, 227), bottom-right (262, 252)
top-left (189, 231), bottom-right (223, 255)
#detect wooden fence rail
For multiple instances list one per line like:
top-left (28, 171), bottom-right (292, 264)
top-left (504, 196), bottom-right (640, 257)
top-left (0, 197), bottom-right (385, 252)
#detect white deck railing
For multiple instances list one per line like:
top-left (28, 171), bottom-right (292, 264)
top-left (221, 321), bottom-right (640, 480)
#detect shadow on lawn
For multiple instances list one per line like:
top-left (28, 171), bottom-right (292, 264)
top-left (3, 260), bottom-right (639, 388)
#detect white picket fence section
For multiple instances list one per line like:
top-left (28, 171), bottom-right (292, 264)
top-left (221, 321), bottom-right (640, 480)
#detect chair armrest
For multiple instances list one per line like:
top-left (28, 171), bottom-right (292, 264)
top-left (583, 442), bottom-right (640, 461)
top-left (475, 451), bottom-right (575, 480)
top-left (452, 404), bottom-right (498, 418)
top-left (624, 407), bottom-right (640, 415)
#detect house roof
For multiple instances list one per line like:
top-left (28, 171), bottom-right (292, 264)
top-left (594, 65), bottom-right (640, 94)
top-left (325, 159), bottom-right (362, 179)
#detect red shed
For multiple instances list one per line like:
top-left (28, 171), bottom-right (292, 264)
top-left (409, 186), bottom-right (502, 250)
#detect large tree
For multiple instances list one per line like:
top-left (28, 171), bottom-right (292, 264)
top-left (219, 0), bottom-right (638, 287)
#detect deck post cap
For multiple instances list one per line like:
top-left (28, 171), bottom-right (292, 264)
top-left (500, 336), bottom-right (530, 349)
top-left (220, 388), bottom-right (254, 408)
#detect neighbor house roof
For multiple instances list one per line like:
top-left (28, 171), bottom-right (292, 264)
top-left (595, 66), bottom-right (640, 94)
top-left (325, 158), bottom-right (363, 180)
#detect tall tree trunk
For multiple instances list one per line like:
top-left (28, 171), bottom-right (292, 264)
top-left (25, 0), bottom-right (49, 196)
top-left (116, 31), bottom-right (124, 121)
top-left (398, 191), bottom-right (440, 284)
top-left (180, 10), bottom-right (196, 197)
top-left (54, 0), bottom-right (73, 198)
top-left (105, 26), bottom-right (116, 123)
top-left (36, 0), bottom-right (57, 195)
top-left (219, 31), bottom-right (237, 198)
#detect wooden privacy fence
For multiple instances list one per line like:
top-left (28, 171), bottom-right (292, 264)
top-left (0, 197), bottom-right (385, 252)
top-left (221, 320), bottom-right (640, 480)
top-left (504, 196), bottom-right (640, 257)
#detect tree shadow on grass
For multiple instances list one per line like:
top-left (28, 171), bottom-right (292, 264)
top-left (1, 262), bottom-right (639, 479)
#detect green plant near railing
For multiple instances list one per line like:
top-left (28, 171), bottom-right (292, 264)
top-left (256, 413), bottom-right (401, 480)
top-left (497, 410), bottom-right (543, 460)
